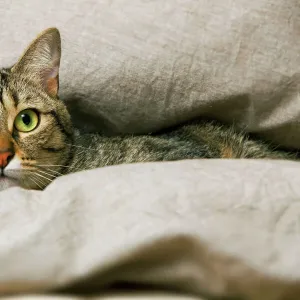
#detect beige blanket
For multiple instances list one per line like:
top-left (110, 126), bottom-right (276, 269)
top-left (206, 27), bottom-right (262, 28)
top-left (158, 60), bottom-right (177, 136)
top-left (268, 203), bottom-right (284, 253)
top-left (0, 160), bottom-right (300, 299)
top-left (1, 1), bottom-right (300, 300)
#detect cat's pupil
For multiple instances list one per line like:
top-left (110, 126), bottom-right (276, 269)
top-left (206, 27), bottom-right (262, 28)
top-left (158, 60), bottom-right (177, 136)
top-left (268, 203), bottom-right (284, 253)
top-left (21, 114), bottom-right (31, 126)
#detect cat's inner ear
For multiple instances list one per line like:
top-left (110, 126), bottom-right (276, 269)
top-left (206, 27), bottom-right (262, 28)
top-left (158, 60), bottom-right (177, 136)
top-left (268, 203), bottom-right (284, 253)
top-left (12, 28), bottom-right (61, 98)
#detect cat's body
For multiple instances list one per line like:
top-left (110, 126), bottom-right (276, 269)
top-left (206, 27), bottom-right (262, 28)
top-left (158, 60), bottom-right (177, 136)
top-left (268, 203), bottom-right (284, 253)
top-left (0, 28), bottom-right (296, 190)
top-left (69, 120), bottom-right (296, 175)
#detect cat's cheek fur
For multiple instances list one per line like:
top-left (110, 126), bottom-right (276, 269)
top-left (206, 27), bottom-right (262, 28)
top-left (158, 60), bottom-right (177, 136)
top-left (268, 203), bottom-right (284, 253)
top-left (2, 156), bottom-right (24, 189)
top-left (3, 155), bottom-right (43, 190)
top-left (4, 156), bottom-right (22, 178)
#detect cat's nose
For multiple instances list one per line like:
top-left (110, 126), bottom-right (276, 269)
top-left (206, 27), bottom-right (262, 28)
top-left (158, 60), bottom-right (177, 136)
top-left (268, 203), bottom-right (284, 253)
top-left (0, 150), bottom-right (14, 169)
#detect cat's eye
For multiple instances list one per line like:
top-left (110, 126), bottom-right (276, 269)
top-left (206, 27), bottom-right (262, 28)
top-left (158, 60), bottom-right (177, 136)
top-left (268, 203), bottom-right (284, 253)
top-left (14, 109), bottom-right (39, 132)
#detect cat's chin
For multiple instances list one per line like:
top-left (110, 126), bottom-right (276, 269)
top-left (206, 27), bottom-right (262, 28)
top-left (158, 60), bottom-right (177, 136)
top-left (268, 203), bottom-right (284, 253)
top-left (0, 177), bottom-right (20, 191)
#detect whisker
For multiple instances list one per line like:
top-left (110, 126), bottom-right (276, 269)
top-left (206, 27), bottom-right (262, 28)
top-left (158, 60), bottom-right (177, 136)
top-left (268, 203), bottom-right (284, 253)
top-left (28, 175), bottom-right (44, 190)
top-left (36, 167), bottom-right (65, 177)
top-left (35, 169), bottom-right (57, 179)
top-left (35, 164), bottom-right (74, 169)
top-left (26, 170), bottom-right (52, 190)
top-left (31, 171), bottom-right (53, 183)
top-left (33, 173), bottom-right (50, 189)
top-left (24, 174), bottom-right (37, 190)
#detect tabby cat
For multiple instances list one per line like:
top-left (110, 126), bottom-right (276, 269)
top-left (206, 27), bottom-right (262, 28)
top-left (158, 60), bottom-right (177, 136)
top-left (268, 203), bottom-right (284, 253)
top-left (0, 28), bottom-right (296, 190)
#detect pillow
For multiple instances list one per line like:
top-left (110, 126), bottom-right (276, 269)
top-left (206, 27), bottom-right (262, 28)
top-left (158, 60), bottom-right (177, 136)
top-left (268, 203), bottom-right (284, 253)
top-left (1, 0), bottom-right (300, 148)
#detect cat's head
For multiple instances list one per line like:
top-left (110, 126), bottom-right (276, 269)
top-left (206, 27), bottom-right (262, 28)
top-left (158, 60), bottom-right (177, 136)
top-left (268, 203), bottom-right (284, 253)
top-left (0, 28), bottom-right (73, 190)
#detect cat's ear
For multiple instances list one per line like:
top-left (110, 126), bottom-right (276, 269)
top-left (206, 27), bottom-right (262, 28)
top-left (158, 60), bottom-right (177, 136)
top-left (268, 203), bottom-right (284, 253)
top-left (12, 28), bottom-right (61, 98)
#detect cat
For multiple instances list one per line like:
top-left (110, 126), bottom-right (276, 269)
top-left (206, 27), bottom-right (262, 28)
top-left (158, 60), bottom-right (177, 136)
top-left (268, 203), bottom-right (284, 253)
top-left (0, 28), bottom-right (296, 191)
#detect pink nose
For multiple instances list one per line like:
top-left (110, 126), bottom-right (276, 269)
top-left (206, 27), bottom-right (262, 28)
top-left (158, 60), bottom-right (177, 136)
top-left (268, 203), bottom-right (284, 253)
top-left (0, 151), bottom-right (13, 168)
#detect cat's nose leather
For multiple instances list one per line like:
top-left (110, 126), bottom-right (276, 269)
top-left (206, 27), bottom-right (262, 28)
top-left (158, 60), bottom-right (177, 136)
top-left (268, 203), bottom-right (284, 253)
top-left (0, 151), bottom-right (13, 168)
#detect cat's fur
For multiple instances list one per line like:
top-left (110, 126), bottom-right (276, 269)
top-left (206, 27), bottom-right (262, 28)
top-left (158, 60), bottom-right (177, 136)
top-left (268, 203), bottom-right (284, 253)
top-left (0, 28), bottom-right (296, 190)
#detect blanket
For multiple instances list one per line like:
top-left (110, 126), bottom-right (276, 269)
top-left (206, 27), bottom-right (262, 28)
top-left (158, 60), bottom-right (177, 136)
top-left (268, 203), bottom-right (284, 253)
top-left (0, 160), bottom-right (300, 299)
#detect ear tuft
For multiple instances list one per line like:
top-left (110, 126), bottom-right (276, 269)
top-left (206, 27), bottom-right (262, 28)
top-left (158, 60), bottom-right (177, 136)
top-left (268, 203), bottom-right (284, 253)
top-left (12, 28), bottom-right (61, 98)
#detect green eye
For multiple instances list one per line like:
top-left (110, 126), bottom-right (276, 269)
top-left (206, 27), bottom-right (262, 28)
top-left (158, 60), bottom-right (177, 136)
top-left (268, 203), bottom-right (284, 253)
top-left (14, 109), bottom-right (39, 132)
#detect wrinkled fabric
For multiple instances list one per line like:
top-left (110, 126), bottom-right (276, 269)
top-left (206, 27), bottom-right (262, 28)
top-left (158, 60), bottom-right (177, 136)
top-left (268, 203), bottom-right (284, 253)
top-left (1, 0), bottom-right (300, 147)
top-left (0, 160), bottom-right (300, 299)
